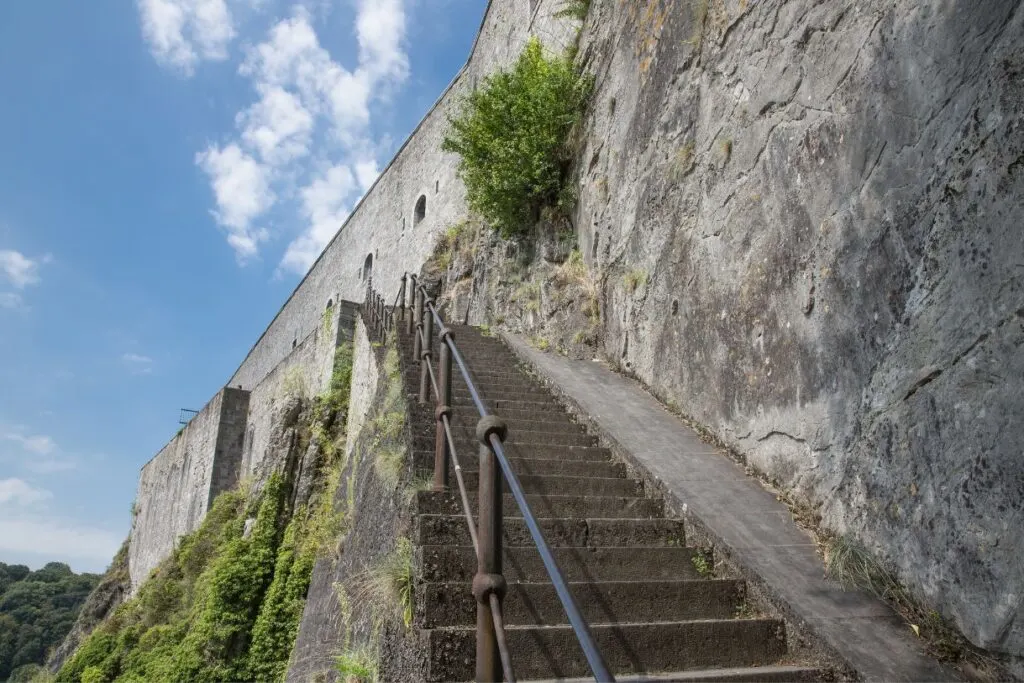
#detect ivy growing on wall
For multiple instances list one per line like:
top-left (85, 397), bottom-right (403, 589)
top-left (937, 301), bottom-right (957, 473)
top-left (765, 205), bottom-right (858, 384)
top-left (442, 37), bottom-right (592, 238)
top-left (56, 342), bottom-right (356, 683)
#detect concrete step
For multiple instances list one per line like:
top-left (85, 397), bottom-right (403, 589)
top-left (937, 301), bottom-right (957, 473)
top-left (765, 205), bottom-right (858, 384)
top-left (418, 545), bottom-right (708, 583)
top-left (452, 396), bottom-right (560, 412)
top-left (419, 578), bottom-right (745, 628)
top-left (424, 619), bottom-right (788, 681)
top-left (452, 472), bottom-right (643, 497)
top-left (416, 515), bottom-right (684, 547)
top-left (403, 367), bottom-right (539, 387)
top-left (451, 425), bottom-right (597, 448)
top-left (413, 490), bottom-right (665, 519)
top-left (418, 385), bottom-right (555, 403)
top-left (410, 443), bottom-right (615, 464)
top-left (412, 451), bottom-right (623, 478)
top-left (446, 417), bottom-right (589, 438)
top-left (528, 665), bottom-right (821, 682)
top-left (414, 429), bottom-right (599, 451)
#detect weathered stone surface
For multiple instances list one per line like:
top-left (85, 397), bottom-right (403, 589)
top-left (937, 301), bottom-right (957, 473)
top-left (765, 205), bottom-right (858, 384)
top-left (128, 387), bottom-right (249, 591)
top-left (287, 317), bottom-right (425, 682)
top-left (568, 0), bottom-right (1023, 658)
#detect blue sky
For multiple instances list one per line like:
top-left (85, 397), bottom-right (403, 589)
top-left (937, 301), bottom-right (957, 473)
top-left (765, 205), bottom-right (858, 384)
top-left (0, 0), bottom-right (485, 573)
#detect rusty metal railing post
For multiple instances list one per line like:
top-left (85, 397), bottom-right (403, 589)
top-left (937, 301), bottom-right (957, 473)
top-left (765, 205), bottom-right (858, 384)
top-left (408, 275), bottom-right (418, 336)
top-left (474, 417), bottom-right (508, 682)
top-left (375, 290), bottom-right (381, 335)
top-left (434, 330), bottom-right (453, 492)
top-left (413, 285), bottom-right (423, 365)
top-left (398, 273), bottom-right (407, 322)
top-left (419, 300), bottom-right (434, 404)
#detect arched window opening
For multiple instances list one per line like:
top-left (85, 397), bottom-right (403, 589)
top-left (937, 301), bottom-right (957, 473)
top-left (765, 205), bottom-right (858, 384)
top-left (362, 253), bottom-right (373, 281)
top-left (414, 195), bottom-right (427, 226)
top-left (326, 299), bottom-right (334, 310)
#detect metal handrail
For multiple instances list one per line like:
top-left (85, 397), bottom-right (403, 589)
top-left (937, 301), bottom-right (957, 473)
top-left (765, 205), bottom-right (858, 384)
top-left (412, 278), bottom-right (614, 682)
top-left (365, 274), bottom-right (613, 682)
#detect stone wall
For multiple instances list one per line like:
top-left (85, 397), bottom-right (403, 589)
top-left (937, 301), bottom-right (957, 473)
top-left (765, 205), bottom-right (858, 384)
top-left (128, 387), bottom-right (250, 590)
top-left (225, 0), bottom-right (577, 392)
top-left (241, 301), bottom-right (358, 482)
top-left (571, 0), bottom-right (1023, 658)
top-left (286, 317), bottom-right (425, 682)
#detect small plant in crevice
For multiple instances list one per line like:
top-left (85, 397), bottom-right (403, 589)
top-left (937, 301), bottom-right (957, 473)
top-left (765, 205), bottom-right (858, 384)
top-left (282, 366), bottom-right (309, 399)
top-left (353, 538), bottom-right (415, 630)
top-left (734, 601), bottom-right (758, 619)
top-left (623, 268), bottom-right (648, 294)
top-left (335, 645), bottom-right (377, 683)
top-left (402, 473), bottom-right (435, 506)
top-left (822, 535), bottom-right (999, 669)
top-left (442, 37), bottom-right (593, 238)
top-left (691, 549), bottom-right (714, 577)
top-left (555, 0), bottom-right (590, 21)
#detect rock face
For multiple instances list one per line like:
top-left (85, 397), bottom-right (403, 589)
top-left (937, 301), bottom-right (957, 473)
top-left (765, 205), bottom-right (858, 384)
top-left (572, 0), bottom-right (1023, 658)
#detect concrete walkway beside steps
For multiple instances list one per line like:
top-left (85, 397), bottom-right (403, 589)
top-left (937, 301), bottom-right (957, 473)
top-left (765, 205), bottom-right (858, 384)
top-left (502, 333), bottom-right (958, 683)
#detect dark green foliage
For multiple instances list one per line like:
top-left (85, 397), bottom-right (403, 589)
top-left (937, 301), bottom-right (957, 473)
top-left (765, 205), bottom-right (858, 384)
top-left (56, 479), bottom-right (286, 683)
top-left (0, 561), bottom-right (100, 680)
top-left (554, 0), bottom-right (590, 20)
top-left (442, 38), bottom-right (592, 237)
top-left (313, 342), bottom-right (355, 432)
top-left (56, 341), bottom-right (356, 683)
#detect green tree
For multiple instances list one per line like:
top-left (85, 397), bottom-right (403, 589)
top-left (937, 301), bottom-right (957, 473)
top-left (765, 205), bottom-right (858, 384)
top-left (0, 561), bottom-right (101, 680)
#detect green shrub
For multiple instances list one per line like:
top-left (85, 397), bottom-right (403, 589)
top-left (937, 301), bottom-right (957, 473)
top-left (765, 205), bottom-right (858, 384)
top-left (442, 38), bottom-right (592, 237)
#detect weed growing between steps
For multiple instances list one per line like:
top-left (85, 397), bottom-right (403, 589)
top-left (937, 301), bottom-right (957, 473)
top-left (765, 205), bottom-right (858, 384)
top-left (56, 343), bottom-right (355, 683)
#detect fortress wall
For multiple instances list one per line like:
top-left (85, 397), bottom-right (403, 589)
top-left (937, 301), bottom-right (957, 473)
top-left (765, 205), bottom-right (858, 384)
top-left (241, 301), bottom-right (358, 482)
top-left (128, 388), bottom-right (245, 590)
top-left (226, 0), bottom-right (577, 393)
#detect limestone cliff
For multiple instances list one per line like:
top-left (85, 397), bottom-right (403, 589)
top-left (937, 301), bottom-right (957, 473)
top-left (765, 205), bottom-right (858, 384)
top-left (523, 0), bottom-right (1024, 663)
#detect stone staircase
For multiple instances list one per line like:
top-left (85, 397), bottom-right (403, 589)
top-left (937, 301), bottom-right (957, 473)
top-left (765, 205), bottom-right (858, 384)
top-left (397, 323), bottom-right (821, 682)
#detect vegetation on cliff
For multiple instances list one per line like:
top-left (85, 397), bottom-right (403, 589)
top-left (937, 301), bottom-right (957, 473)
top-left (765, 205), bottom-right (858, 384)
top-left (442, 37), bottom-right (592, 237)
top-left (0, 562), bottom-right (100, 681)
top-left (55, 342), bottom-right (354, 683)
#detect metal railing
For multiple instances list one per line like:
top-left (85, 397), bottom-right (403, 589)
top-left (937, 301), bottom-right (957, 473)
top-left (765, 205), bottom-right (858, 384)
top-left (369, 273), bottom-right (614, 682)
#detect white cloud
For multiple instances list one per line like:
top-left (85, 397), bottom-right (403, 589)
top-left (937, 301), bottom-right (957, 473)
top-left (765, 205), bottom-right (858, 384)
top-left (196, 143), bottom-right (275, 261)
top-left (0, 478), bottom-right (52, 506)
top-left (355, 0), bottom-right (409, 84)
top-left (0, 250), bottom-right (47, 289)
top-left (0, 517), bottom-right (122, 569)
top-left (4, 432), bottom-right (57, 455)
top-left (25, 458), bottom-right (78, 474)
top-left (280, 164), bottom-right (355, 273)
top-left (354, 159), bottom-right (379, 193)
top-left (0, 292), bottom-right (22, 309)
top-left (2, 430), bottom-right (76, 472)
top-left (122, 353), bottom-right (155, 375)
top-left (239, 85), bottom-right (315, 164)
top-left (138, 0), bottom-right (235, 75)
top-left (198, 3), bottom-right (408, 271)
